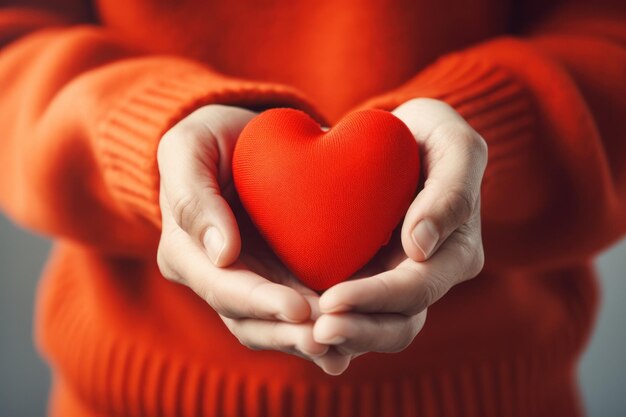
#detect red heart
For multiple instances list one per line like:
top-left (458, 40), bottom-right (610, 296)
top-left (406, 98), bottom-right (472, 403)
top-left (232, 108), bottom-right (420, 290)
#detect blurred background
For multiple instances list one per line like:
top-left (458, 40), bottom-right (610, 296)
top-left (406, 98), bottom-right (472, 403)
top-left (1, 214), bottom-right (625, 417)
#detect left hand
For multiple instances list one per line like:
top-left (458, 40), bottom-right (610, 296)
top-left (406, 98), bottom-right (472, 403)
top-left (312, 98), bottom-right (488, 372)
top-left (156, 105), bottom-right (342, 371)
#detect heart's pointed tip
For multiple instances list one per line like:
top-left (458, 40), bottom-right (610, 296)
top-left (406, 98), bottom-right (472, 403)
top-left (297, 273), bottom-right (353, 293)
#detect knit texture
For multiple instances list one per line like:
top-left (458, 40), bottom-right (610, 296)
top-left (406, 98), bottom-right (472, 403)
top-left (233, 108), bottom-right (420, 290)
top-left (0, 1), bottom-right (625, 416)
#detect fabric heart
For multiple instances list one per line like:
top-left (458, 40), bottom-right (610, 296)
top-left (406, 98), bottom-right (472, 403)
top-left (232, 108), bottom-right (420, 291)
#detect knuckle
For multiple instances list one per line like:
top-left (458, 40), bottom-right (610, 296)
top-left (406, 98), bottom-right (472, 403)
top-left (405, 276), bottom-right (434, 315)
top-left (239, 337), bottom-right (260, 351)
top-left (469, 132), bottom-right (489, 172)
top-left (469, 244), bottom-right (486, 279)
top-left (444, 188), bottom-right (475, 225)
top-left (431, 121), bottom-right (472, 146)
top-left (395, 266), bottom-right (429, 315)
top-left (158, 125), bottom-right (195, 161)
top-left (474, 247), bottom-right (485, 277)
top-left (197, 283), bottom-right (221, 313)
top-left (305, 331), bottom-right (321, 351)
top-left (473, 133), bottom-right (488, 160)
top-left (191, 105), bottom-right (237, 141)
top-left (381, 316), bottom-right (418, 353)
top-left (245, 282), bottom-right (270, 318)
top-left (361, 316), bottom-right (383, 351)
top-left (421, 273), bottom-right (447, 309)
top-left (156, 246), bottom-right (169, 276)
top-left (222, 317), bottom-right (238, 333)
top-left (388, 333), bottom-right (413, 353)
top-left (455, 231), bottom-right (475, 260)
top-left (244, 343), bottom-right (262, 351)
top-left (376, 276), bottom-right (395, 311)
top-left (210, 294), bottom-right (229, 316)
top-left (412, 312), bottom-right (427, 337)
top-left (195, 103), bottom-right (226, 117)
top-left (405, 97), bottom-right (454, 114)
top-left (156, 132), bottom-right (175, 164)
top-left (403, 97), bottom-right (430, 112)
top-left (294, 330), bottom-right (314, 355)
top-left (172, 123), bottom-right (201, 144)
top-left (171, 193), bottom-right (203, 235)
top-left (158, 123), bottom-right (204, 166)
top-left (245, 302), bottom-right (262, 321)
top-left (268, 322), bottom-right (288, 351)
top-left (421, 279), bottom-right (439, 310)
top-left (156, 242), bottom-right (180, 283)
top-left (224, 320), bottom-right (262, 351)
top-left (234, 333), bottom-right (256, 351)
top-left (453, 231), bottom-right (485, 279)
top-left (431, 122), bottom-right (487, 167)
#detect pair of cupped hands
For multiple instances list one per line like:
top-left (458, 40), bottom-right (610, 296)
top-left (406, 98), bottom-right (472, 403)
top-left (156, 98), bottom-right (487, 375)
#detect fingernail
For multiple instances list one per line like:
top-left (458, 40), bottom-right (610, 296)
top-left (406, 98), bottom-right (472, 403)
top-left (204, 227), bottom-right (225, 265)
top-left (277, 314), bottom-right (297, 323)
top-left (411, 220), bottom-right (439, 259)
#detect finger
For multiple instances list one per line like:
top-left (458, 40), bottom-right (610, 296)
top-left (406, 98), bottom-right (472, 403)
top-left (157, 105), bottom-right (257, 266)
top-left (168, 251), bottom-right (311, 322)
top-left (159, 196), bottom-right (311, 322)
top-left (237, 250), bottom-right (323, 320)
top-left (222, 316), bottom-right (329, 358)
top-left (392, 98), bottom-right (487, 261)
top-left (281, 274), bottom-right (324, 320)
top-left (312, 348), bottom-right (352, 376)
top-left (302, 293), bottom-right (322, 321)
top-left (313, 311), bottom-right (427, 354)
top-left (319, 218), bottom-right (483, 315)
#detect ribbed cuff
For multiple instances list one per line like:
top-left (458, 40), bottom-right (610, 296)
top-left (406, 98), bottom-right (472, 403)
top-left (95, 62), bottom-right (321, 227)
top-left (359, 39), bottom-right (551, 226)
top-left (361, 36), bottom-right (617, 268)
top-left (360, 43), bottom-right (536, 148)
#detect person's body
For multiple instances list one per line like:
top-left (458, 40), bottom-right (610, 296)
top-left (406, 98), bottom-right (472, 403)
top-left (0, 0), bottom-right (625, 416)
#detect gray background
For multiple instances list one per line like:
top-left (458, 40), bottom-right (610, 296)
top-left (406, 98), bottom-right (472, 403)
top-left (1, 214), bottom-right (625, 417)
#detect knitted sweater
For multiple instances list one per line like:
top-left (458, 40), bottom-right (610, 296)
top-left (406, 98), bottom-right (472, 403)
top-left (1, 1), bottom-right (625, 416)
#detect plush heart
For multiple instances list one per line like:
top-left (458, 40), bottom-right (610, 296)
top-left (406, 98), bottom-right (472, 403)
top-left (232, 108), bottom-right (420, 291)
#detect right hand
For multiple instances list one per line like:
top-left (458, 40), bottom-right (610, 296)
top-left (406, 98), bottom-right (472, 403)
top-left (156, 105), bottom-right (350, 374)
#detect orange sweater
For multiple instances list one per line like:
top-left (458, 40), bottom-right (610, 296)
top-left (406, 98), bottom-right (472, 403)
top-left (1, 1), bottom-right (625, 416)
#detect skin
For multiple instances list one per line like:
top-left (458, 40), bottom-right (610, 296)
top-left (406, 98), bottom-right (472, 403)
top-left (156, 99), bottom-right (488, 375)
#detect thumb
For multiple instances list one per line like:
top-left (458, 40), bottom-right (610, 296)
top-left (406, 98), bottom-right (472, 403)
top-left (158, 105), bottom-right (256, 266)
top-left (392, 99), bottom-right (487, 261)
top-left (173, 186), bottom-right (241, 267)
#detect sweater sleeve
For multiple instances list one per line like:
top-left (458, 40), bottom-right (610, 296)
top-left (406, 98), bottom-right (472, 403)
top-left (359, 1), bottom-right (626, 269)
top-left (0, 4), bottom-right (319, 255)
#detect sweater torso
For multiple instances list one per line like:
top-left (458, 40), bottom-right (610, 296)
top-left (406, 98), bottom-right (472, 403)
top-left (28, 0), bottom-right (605, 416)
top-left (97, 0), bottom-right (511, 121)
